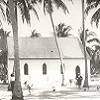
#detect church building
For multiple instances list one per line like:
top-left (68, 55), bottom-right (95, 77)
top-left (7, 36), bottom-right (91, 88)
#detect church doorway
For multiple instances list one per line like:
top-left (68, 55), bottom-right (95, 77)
top-left (75, 65), bottom-right (80, 78)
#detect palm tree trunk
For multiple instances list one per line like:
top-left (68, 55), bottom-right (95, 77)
top-left (49, 12), bottom-right (65, 86)
top-left (81, 0), bottom-right (89, 88)
top-left (9, 0), bottom-right (23, 99)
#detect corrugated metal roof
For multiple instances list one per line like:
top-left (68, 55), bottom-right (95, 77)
top-left (7, 36), bottom-right (87, 59)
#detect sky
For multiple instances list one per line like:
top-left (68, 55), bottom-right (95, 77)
top-left (1, 0), bottom-right (100, 39)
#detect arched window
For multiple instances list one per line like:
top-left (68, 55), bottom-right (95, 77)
top-left (75, 65), bottom-right (80, 78)
top-left (43, 63), bottom-right (47, 75)
top-left (24, 63), bottom-right (28, 75)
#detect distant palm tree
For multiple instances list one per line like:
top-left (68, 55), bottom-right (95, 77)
top-left (31, 29), bottom-right (41, 37)
top-left (39, 0), bottom-right (72, 86)
top-left (56, 23), bottom-right (72, 37)
top-left (0, 28), bottom-right (10, 83)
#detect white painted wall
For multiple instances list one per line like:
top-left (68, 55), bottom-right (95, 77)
top-left (8, 58), bottom-right (90, 88)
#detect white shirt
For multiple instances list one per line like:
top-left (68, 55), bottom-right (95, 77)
top-left (10, 76), bottom-right (15, 82)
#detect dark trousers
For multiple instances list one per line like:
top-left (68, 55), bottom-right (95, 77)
top-left (10, 81), bottom-right (15, 93)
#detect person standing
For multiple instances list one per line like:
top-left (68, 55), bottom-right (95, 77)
top-left (76, 73), bottom-right (83, 89)
top-left (10, 73), bottom-right (15, 93)
top-left (24, 77), bottom-right (33, 95)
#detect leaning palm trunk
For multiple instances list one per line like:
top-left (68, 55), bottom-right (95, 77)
top-left (49, 12), bottom-right (65, 86)
top-left (81, 0), bottom-right (89, 88)
top-left (9, 0), bottom-right (23, 99)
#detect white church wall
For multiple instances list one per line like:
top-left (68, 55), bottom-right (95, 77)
top-left (64, 59), bottom-right (90, 87)
top-left (8, 59), bottom-right (62, 88)
top-left (8, 58), bottom-right (90, 88)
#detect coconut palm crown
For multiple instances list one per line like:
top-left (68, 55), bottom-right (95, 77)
top-left (0, 0), bottom-right (8, 25)
top-left (86, 0), bottom-right (100, 27)
top-left (38, 0), bottom-right (71, 14)
top-left (56, 23), bottom-right (72, 37)
top-left (6, 0), bottom-right (39, 24)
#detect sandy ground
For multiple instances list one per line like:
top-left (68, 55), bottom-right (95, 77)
top-left (0, 84), bottom-right (100, 100)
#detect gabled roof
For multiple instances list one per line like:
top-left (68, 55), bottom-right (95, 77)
top-left (7, 36), bottom-right (89, 59)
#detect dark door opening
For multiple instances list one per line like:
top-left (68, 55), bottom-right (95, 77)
top-left (75, 65), bottom-right (80, 78)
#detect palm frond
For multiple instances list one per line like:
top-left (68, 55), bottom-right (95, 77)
top-left (56, 23), bottom-right (72, 37)
top-left (53, 0), bottom-right (69, 14)
top-left (59, 23), bottom-right (65, 27)
top-left (30, 6), bottom-right (39, 20)
top-left (6, 31), bottom-right (10, 37)
top-left (0, 0), bottom-right (8, 20)
top-left (87, 0), bottom-right (100, 5)
top-left (86, 47), bottom-right (93, 57)
top-left (64, 26), bottom-right (72, 33)
top-left (38, 0), bottom-right (42, 3)
top-left (62, 25), bottom-right (71, 33)
top-left (87, 38), bottom-right (100, 43)
top-left (18, 2), bottom-right (24, 22)
top-left (62, 28), bottom-right (67, 33)
top-left (56, 23), bottom-right (63, 32)
top-left (18, 0), bottom-right (30, 24)
top-left (85, 0), bottom-right (100, 16)
top-left (31, 0), bottom-right (37, 4)
top-left (6, 1), bottom-right (11, 24)
top-left (85, 2), bottom-right (97, 15)
top-left (91, 8), bottom-right (100, 28)
top-left (6, 2), bottom-right (11, 24)
top-left (0, 20), bottom-right (2, 27)
top-left (86, 0), bottom-right (95, 4)
top-left (1, 0), bottom-right (9, 7)
top-left (66, 25), bottom-right (72, 30)
top-left (0, 4), bottom-right (5, 20)
top-left (28, 0), bottom-right (39, 20)
top-left (47, 0), bottom-right (53, 14)
top-left (43, 0), bottom-right (53, 14)
top-left (87, 31), bottom-right (97, 37)
top-left (43, 0), bottom-right (46, 14)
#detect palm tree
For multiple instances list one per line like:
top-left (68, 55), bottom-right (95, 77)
top-left (85, 0), bottom-right (100, 87)
top-left (87, 44), bottom-right (100, 79)
top-left (80, 29), bottom-right (99, 87)
top-left (87, 35), bottom-right (100, 77)
top-left (81, 0), bottom-right (89, 88)
top-left (30, 29), bottom-right (41, 37)
top-left (79, 26), bottom-right (100, 87)
top-left (56, 22), bottom-right (72, 37)
top-left (86, 0), bottom-right (100, 27)
top-left (6, 0), bottom-right (39, 99)
top-left (0, 28), bottom-right (10, 83)
top-left (39, 0), bottom-right (72, 86)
